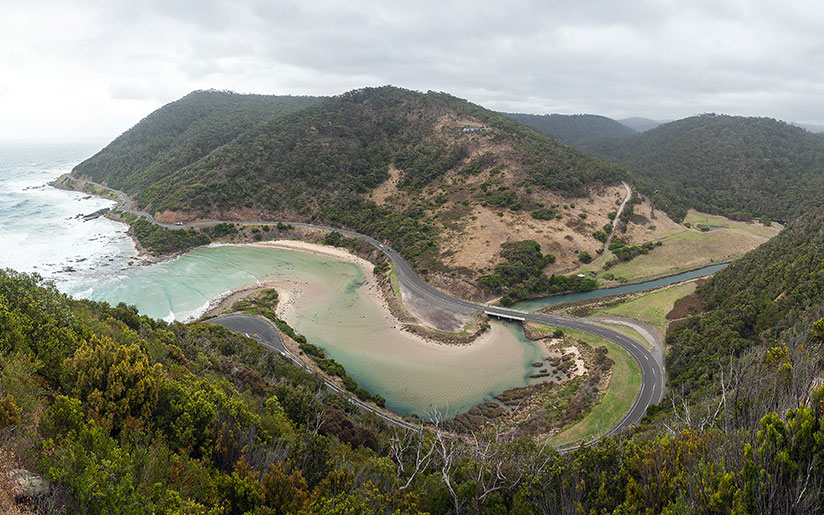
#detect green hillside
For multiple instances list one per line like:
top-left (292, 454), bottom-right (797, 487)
top-left (2, 268), bottom-right (824, 513)
top-left (502, 112), bottom-right (636, 150)
top-left (73, 90), bottom-right (322, 192)
top-left (590, 114), bottom-right (824, 222)
top-left (73, 86), bottom-right (626, 275)
top-left (667, 205), bottom-right (824, 396)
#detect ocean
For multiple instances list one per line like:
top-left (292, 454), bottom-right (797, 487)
top-left (0, 143), bottom-right (137, 292)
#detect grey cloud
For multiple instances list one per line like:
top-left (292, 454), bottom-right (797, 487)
top-left (3, 0), bottom-right (824, 141)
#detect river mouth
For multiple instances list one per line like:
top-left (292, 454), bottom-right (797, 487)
top-left (68, 244), bottom-right (557, 418)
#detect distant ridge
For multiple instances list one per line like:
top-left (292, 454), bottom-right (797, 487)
top-left (590, 114), bottom-right (824, 222)
top-left (794, 122), bottom-right (824, 133)
top-left (617, 117), bottom-right (666, 132)
top-left (502, 112), bottom-right (635, 150)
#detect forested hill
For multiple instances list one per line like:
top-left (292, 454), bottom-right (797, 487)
top-left (77, 87), bottom-right (625, 208)
top-left (72, 86), bottom-right (627, 281)
top-left (666, 204), bottom-right (824, 397)
top-left (501, 112), bottom-right (636, 150)
top-left (73, 90), bottom-right (322, 192)
top-left (588, 114), bottom-right (824, 222)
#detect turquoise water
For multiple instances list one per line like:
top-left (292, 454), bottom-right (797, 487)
top-left (510, 263), bottom-right (728, 312)
top-left (71, 245), bottom-right (343, 322)
top-left (0, 144), bottom-right (719, 418)
top-left (73, 244), bottom-right (552, 417)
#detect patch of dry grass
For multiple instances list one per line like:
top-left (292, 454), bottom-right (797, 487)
top-left (575, 210), bottom-right (779, 285)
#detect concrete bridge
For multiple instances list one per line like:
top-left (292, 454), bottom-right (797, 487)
top-left (483, 309), bottom-right (526, 322)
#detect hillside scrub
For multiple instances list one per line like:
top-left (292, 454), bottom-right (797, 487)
top-left (72, 90), bottom-right (322, 193)
top-left (588, 114), bottom-right (824, 222)
top-left (2, 268), bottom-right (824, 512)
top-left (479, 240), bottom-right (596, 305)
top-left (667, 205), bottom-right (824, 397)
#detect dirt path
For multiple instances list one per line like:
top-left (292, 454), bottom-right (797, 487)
top-left (589, 181), bottom-right (632, 267)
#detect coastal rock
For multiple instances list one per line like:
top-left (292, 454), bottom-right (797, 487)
top-left (6, 469), bottom-right (50, 499)
top-left (75, 207), bottom-right (110, 221)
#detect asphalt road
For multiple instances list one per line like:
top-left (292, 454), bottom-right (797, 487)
top-left (206, 313), bottom-right (287, 353)
top-left (67, 175), bottom-right (665, 441)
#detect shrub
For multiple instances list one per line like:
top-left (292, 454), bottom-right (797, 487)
top-left (531, 208), bottom-right (555, 220)
top-left (0, 394), bottom-right (20, 426)
top-left (62, 335), bottom-right (163, 430)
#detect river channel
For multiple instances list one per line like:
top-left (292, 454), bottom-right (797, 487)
top-left (511, 263), bottom-right (727, 312)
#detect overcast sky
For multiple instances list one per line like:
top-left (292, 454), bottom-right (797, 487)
top-left (3, 0), bottom-right (824, 142)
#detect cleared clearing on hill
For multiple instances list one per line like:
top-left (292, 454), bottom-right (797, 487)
top-left (574, 209), bottom-right (780, 285)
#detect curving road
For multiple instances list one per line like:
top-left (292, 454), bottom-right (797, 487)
top-left (65, 175), bottom-right (665, 442)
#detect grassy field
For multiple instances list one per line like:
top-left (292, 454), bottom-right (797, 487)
top-left (390, 264), bottom-right (401, 297)
top-left (683, 210), bottom-right (781, 238)
top-left (574, 210), bottom-right (779, 285)
top-left (591, 322), bottom-right (653, 350)
top-left (530, 325), bottom-right (642, 446)
top-left (591, 281), bottom-right (697, 336)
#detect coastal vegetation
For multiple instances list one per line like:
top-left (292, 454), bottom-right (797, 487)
top-left (12, 86), bottom-right (824, 513)
top-left (51, 174), bottom-right (121, 202)
top-left (666, 205), bottom-right (824, 398)
top-left (479, 240), bottom-right (596, 305)
top-left (4, 268), bottom-right (824, 513)
top-left (72, 86), bottom-right (626, 286)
